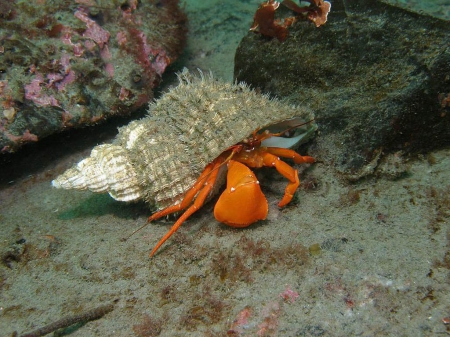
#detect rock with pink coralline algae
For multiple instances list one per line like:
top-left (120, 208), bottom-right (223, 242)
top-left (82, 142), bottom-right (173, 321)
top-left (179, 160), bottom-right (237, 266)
top-left (0, 0), bottom-right (187, 153)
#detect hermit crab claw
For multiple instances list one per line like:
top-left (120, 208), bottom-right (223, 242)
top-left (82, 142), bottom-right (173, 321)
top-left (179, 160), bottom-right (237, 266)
top-left (214, 160), bottom-right (268, 227)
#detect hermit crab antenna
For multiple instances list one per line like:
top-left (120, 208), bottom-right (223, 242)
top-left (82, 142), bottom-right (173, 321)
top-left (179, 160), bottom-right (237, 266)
top-left (121, 221), bottom-right (152, 242)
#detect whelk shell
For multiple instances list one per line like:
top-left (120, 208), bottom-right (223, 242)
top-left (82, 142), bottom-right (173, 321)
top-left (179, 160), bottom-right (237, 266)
top-left (52, 69), bottom-right (316, 211)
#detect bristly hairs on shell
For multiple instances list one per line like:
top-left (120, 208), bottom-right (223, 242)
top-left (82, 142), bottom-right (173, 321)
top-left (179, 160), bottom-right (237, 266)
top-left (176, 68), bottom-right (212, 86)
top-left (174, 69), bottom-right (280, 110)
top-left (175, 68), bottom-right (298, 108)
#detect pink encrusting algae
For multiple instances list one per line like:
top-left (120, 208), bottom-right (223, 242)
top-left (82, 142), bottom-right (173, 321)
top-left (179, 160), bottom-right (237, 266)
top-left (0, 0), bottom-right (187, 153)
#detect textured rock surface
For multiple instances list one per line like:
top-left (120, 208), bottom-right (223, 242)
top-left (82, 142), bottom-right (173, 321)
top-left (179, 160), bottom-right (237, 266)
top-left (234, 0), bottom-right (450, 176)
top-left (0, 0), bottom-right (187, 153)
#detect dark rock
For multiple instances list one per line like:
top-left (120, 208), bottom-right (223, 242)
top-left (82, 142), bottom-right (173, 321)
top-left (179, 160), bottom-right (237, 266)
top-left (234, 0), bottom-right (450, 176)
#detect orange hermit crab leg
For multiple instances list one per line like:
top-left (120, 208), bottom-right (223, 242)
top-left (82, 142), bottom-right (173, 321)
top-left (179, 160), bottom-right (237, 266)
top-left (149, 159), bottom-right (222, 257)
top-left (214, 160), bottom-right (268, 227)
top-left (265, 147), bottom-right (315, 165)
top-left (124, 161), bottom-right (217, 243)
top-left (260, 150), bottom-right (310, 207)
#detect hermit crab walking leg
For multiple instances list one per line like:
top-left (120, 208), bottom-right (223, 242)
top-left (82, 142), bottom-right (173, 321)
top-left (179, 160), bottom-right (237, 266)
top-left (148, 158), bottom-right (222, 257)
top-left (263, 147), bottom-right (315, 206)
top-left (231, 144), bottom-right (315, 207)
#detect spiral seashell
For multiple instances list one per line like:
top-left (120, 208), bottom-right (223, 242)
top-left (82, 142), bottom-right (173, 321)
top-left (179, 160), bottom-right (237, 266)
top-left (52, 144), bottom-right (144, 202)
top-left (52, 69), bottom-right (316, 210)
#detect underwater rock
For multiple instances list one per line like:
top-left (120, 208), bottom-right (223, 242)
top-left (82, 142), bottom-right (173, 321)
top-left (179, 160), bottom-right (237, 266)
top-left (234, 0), bottom-right (450, 176)
top-left (0, 0), bottom-right (187, 153)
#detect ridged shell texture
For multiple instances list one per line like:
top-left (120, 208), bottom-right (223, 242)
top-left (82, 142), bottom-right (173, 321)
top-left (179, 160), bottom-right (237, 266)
top-left (52, 69), bottom-right (315, 210)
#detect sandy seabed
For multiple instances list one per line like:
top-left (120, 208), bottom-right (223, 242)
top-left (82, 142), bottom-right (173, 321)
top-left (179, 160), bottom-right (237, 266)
top-left (1, 1), bottom-right (449, 336)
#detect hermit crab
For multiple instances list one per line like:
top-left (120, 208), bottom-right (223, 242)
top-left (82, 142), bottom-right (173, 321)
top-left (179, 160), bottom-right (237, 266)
top-left (52, 69), bottom-right (317, 256)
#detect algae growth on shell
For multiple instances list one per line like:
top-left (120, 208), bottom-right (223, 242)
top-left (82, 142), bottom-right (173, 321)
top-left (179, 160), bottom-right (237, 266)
top-left (52, 69), bottom-right (316, 210)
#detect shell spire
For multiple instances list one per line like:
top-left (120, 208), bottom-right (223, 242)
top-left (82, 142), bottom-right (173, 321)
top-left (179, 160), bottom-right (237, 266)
top-left (52, 144), bottom-right (144, 202)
